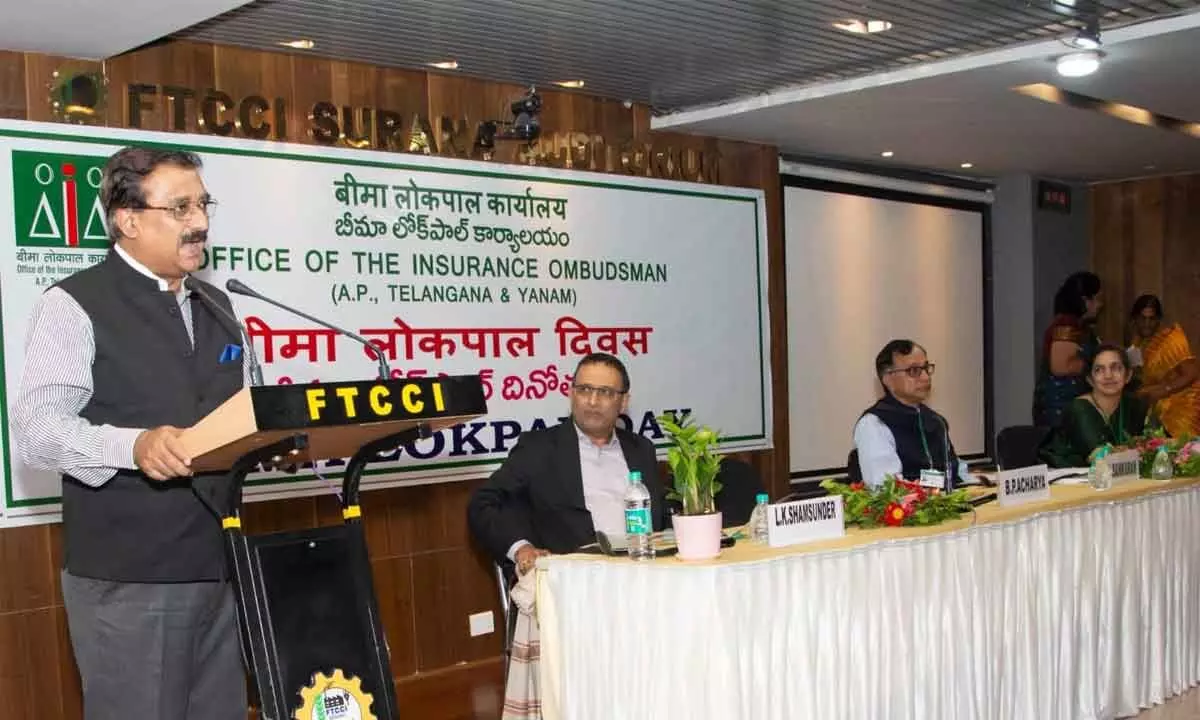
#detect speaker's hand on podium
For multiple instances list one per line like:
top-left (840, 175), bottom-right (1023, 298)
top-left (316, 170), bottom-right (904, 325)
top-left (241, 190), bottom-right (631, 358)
top-left (134, 426), bottom-right (193, 481)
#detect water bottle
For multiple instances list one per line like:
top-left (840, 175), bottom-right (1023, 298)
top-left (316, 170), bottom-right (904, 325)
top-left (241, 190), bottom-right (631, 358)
top-left (748, 493), bottom-right (770, 545)
top-left (1152, 446), bottom-right (1174, 481)
top-left (624, 470), bottom-right (655, 561)
top-left (1089, 454), bottom-right (1113, 491)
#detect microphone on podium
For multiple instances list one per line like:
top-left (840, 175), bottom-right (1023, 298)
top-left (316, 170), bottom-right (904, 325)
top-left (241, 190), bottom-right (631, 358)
top-left (184, 277), bottom-right (265, 386)
top-left (224, 278), bottom-right (392, 380)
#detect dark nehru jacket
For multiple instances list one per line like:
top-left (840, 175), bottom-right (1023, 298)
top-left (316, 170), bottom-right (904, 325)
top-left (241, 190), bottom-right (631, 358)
top-left (55, 251), bottom-right (243, 582)
top-left (863, 393), bottom-right (963, 483)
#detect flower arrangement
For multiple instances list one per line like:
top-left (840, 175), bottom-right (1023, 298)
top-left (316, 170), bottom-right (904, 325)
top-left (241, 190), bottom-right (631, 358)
top-left (658, 412), bottom-right (724, 516)
top-left (1126, 430), bottom-right (1200, 477)
top-left (819, 475), bottom-right (973, 528)
top-left (1174, 439), bottom-right (1200, 476)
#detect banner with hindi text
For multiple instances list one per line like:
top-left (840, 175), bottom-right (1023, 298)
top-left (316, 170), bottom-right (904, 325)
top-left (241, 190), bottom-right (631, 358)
top-left (0, 120), bottom-right (770, 525)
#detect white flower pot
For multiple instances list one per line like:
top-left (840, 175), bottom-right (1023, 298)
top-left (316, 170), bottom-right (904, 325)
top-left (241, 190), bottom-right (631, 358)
top-left (671, 512), bottom-right (723, 560)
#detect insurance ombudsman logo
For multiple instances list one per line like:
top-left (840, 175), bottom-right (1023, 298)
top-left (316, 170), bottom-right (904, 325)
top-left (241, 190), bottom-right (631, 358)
top-left (12, 150), bottom-right (110, 249)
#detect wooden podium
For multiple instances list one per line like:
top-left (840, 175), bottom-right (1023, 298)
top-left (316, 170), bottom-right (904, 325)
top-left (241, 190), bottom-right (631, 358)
top-left (180, 375), bottom-right (487, 720)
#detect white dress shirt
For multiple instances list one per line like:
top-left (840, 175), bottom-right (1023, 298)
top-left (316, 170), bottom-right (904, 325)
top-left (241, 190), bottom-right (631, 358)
top-left (506, 423), bottom-right (630, 561)
top-left (12, 246), bottom-right (195, 488)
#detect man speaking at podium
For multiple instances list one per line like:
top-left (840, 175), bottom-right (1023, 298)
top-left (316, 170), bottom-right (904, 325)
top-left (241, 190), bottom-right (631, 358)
top-left (12, 147), bottom-right (247, 719)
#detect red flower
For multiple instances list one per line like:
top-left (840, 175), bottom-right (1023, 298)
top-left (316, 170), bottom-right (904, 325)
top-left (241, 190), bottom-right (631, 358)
top-left (1146, 438), bottom-right (1166, 451)
top-left (883, 502), bottom-right (909, 527)
top-left (849, 482), bottom-right (865, 491)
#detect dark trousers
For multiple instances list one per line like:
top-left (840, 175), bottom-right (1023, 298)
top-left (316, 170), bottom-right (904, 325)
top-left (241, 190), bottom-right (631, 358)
top-left (61, 571), bottom-right (248, 720)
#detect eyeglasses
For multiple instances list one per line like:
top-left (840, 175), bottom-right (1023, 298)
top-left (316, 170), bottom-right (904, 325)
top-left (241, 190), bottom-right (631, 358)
top-left (572, 383), bottom-right (625, 401)
top-left (135, 198), bottom-right (218, 221)
top-left (886, 363), bottom-right (936, 379)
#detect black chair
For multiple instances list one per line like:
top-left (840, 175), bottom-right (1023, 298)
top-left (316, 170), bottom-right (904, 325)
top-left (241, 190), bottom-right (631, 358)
top-left (713, 458), bottom-right (766, 527)
top-left (493, 561), bottom-right (518, 682)
top-left (846, 449), bottom-right (863, 484)
top-left (995, 425), bottom-right (1050, 470)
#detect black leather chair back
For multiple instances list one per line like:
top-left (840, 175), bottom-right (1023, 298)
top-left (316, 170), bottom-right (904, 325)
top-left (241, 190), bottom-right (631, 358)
top-left (713, 458), bottom-right (766, 527)
top-left (846, 449), bottom-right (863, 483)
top-left (996, 425), bottom-right (1050, 470)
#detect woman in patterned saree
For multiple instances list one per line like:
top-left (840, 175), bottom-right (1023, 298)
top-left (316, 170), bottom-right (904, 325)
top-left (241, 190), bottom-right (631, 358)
top-left (1129, 294), bottom-right (1200, 438)
top-left (1033, 272), bottom-right (1103, 427)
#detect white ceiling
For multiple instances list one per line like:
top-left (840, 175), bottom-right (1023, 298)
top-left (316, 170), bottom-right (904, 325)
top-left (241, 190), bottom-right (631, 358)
top-left (654, 12), bottom-right (1200, 182)
top-left (0, 0), bottom-right (252, 59)
top-left (173, 0), bottom-right (1199, 112)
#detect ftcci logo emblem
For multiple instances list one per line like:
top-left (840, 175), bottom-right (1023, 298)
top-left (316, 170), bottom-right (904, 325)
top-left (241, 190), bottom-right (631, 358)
top-left (12, 150), bottom-right (109, 249)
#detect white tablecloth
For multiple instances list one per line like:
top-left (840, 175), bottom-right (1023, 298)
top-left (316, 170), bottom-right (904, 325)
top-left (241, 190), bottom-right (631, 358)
top-left (536, 480), bottom-right (1200, 720)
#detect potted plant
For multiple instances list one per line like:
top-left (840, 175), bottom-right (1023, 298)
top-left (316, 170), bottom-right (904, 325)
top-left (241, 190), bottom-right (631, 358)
top-left (658, 412), bottom-right (724, 560)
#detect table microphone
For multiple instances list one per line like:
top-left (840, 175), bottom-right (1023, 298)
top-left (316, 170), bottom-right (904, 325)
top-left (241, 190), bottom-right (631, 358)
top-left (184, 277), bottom-right (265, 386)
top-left (225, 278), bottom-right (392, 380)
top-left (937, 412), bottom-right (954, 493)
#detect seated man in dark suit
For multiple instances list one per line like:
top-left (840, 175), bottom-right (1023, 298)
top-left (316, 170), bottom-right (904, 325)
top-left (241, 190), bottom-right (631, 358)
top-left (468, 352), bottom-right (666, 574)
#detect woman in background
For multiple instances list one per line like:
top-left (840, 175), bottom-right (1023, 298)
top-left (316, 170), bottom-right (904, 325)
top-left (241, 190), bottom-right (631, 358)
top-left (1033, 272), bottom-right (1103, 427)
top-left (1040, 344), bottom-right (1148, 468)
top-left (1128, 294), bottom-right (1200, 438)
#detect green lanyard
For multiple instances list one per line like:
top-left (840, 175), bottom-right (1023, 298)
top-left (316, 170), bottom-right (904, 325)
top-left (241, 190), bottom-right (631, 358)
top-left (917, 409), bottom-right (935, 469)
top-left (1112, 398), bottom-right (1126, 444)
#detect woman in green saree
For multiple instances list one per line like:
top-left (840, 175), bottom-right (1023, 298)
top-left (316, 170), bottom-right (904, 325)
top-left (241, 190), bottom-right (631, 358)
top-left (1039, 344), bottom-right (1149, 468)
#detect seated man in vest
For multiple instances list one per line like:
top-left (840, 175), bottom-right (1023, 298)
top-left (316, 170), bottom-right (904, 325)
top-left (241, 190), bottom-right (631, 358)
top-left (468, 352), bottom-right (666, 575)
top-left (853, 339), bottom-right (972, 489)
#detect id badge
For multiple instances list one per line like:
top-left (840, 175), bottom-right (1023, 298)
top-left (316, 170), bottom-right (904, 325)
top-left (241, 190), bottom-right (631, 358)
top-left (919, 469), bottom-right (946, 489)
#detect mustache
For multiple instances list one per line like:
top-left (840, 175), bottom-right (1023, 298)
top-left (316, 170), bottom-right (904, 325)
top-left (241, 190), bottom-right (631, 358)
top-left (181, 230), bottom-right (208, 245)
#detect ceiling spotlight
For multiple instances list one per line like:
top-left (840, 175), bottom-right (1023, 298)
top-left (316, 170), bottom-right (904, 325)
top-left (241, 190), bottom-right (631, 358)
top-left (960, 162), bottom-right (974, 169)
top-left (1066, 17), bottom-right (1102, 51)
top-left (1068, 29), bottom-right (1101, 50)
top-left (553, 80), bottom-right (586, 89)
top-left (427, 60), bottom-right (459, 70)
top-left (1056, 50), bottom-right (1101, 77)
top-left (833, 19), bottom-right (893, 34)
top-left (278, 39), bottom-right (315, 50)
top-left (880, 150), bottom-right (894, 158)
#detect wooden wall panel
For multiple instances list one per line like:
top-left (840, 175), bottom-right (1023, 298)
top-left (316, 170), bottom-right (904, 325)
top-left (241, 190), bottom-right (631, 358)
top-left (1130, 180), bottom-right (1164, 304)
top-left (289, 56), bottom-right (334, 147)
top-left (1091, 174), bottom-right (1200, 347)
top-left (0, 38), bottom-right (783, 718)
top-left (0, 51), bottom-right (25, 119)
top-left (239, 495), bottom-right (319, 534)
top-left (371, 556), bottom-right (418, 677)
top-left (0, 524), bottom-right (54, 613)
top-left (1091, 182), bottom-right (1125, 344)
top-left (55, 607), bottom-right (83, 720)
top-left (755, 142), bottom-right (788, 499)
top-left (411, 547), bottom-right (506, 670)
top-left (104, 41), bottom-right (216, 131)
top-left (0, 608), bottom-right (67, 717)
